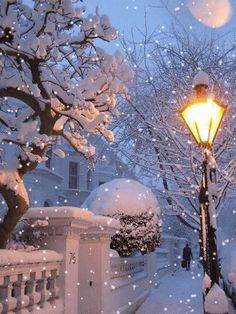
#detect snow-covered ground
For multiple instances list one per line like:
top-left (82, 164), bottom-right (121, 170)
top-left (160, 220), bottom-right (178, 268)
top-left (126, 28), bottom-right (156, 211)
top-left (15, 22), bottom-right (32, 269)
top-left (136, 262), bottom-right (236, 314)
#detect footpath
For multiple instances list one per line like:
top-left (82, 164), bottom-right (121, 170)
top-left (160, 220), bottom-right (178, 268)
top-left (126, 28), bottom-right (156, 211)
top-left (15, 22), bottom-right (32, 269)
top-left (136, 262), bottom-right (236, 314)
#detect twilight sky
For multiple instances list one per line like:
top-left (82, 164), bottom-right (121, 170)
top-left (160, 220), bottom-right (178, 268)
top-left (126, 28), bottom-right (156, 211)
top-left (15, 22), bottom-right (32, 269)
top-left (83, 0), bottom-right (236, 50)
top-left (23, 0), bottom-right (236, 51)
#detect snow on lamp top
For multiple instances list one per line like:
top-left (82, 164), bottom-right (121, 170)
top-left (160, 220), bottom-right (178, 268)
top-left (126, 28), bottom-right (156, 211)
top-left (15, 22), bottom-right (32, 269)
top-left (193, 71), bottom-right (209, 87)
top-left (82, 178), bottom-right (160, 217)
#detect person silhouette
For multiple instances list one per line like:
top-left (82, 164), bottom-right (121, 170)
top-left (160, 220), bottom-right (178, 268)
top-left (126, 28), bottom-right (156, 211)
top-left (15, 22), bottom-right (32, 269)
top-left (182, 243), bottom-right (193, 271)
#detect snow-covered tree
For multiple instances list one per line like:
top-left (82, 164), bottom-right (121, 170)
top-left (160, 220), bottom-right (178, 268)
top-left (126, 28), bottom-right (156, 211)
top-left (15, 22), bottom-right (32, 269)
top-left (0, 0), bottom-right (133, 248)
top-left (114, 22), bottom-right (236, 234)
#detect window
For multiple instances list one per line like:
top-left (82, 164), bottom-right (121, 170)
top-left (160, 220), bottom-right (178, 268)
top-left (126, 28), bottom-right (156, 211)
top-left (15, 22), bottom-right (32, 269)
top-left (58, 195), bottom-right (66, 205)
top-left (69, 161), bottom-right (78, 189)
top-left (44, 200), bottom-right (53, 207)
top-left (87, 170), bottom-right (92, 190)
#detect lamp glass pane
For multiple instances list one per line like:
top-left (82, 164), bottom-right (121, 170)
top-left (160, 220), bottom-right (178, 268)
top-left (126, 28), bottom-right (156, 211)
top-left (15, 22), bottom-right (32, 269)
top-left (181, 104), bottom-right (201, 144)
top-left (208, 101), bottom-right (225, 144)
top-left (181, 99), bottom-right (225, 145)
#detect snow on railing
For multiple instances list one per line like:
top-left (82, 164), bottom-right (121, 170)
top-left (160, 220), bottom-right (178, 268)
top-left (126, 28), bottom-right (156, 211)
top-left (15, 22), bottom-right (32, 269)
top-left (110, 255), bottom-right (146, 280)
top-left (0, 249), bottom-right (63, 314)
top-left (155, 248), bottom-right (169, 262)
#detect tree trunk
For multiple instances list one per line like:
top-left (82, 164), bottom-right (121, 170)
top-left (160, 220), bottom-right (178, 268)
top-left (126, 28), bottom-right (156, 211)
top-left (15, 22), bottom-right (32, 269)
top-left (0, 185), bottom-right (29, 249)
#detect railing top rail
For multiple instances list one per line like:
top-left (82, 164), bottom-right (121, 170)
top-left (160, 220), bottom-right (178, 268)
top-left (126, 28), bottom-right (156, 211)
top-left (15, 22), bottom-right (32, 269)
top-left (110, 255), bottom-right (146, 264)
top-left (0, 249), bottom-right (63, 267)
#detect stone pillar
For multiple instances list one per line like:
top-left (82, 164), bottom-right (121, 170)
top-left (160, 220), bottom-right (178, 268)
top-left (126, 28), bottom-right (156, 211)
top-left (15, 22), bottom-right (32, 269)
top-left (48, 225), bottom-right (81, 313)
top-left (26, 208), bottom-right (90, 313)
top-left (78, 224), bottom-right (118, 314)
top-left (25, 207), bottom-right (119, 314)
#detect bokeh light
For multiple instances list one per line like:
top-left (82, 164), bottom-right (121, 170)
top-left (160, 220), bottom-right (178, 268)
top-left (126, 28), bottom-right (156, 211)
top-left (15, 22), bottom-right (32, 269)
top-left (187, 0), bottom-right (233, 28)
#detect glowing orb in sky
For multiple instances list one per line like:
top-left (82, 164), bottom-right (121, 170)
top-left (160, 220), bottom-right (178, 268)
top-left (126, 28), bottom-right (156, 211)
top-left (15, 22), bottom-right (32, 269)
top-left (187, 0), bottom-right (233, 28)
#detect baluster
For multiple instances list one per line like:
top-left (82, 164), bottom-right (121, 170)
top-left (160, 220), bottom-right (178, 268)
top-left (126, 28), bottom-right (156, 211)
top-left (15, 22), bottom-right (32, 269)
top-left (46, 271), bottom-right (53, 302)
top-left (35, 270), bottom-right (44, 310)
top-left (26, 272), bottom-right (41, 312)
top-left (0, 275), bottom-right (6, 314)
top-left (37, 270), bottom-right (50, 309)
top-left (14, 273), bottom-right (30, 312)
top-left (54, 268), bottom-right (60, 299)
top-left (44, 270), bottom-right (51, 302)
top-left (48, 269), bottom-right (59, 301)
top-left (5, 275), bottom-right (17, 313)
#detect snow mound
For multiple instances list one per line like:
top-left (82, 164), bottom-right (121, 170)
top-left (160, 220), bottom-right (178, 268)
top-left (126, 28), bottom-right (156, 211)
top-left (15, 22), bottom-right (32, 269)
top-left (82, 178), bottom-right (160, 216)
top-left (204, 283), bottom-right (228, 314)
top-left (219, 241), bottom-right (236, 286)
top-left (193, 70), bottom-right (209, 87)
top-left (26, 206), bottom-right (93, 220)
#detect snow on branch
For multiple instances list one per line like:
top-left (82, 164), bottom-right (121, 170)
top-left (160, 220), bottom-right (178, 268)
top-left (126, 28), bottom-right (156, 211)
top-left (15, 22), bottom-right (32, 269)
top-left (0, 1), bottom-right (133, 146)
top-left (0, 0), bottom-right (132, 205)
top-left (114, 22), bottom-right (236, 232)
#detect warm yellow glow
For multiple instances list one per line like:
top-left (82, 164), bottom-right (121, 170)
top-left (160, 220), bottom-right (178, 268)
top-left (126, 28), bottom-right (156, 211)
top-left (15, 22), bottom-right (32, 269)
top-left (180, 99), bottom-right (226, 146)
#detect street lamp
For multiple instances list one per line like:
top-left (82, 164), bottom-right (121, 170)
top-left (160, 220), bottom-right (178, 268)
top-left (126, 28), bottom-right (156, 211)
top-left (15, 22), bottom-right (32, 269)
top-left (180, 72), bottom-right (226, 293)
top-left (180, 98), bottom-right (226, 147)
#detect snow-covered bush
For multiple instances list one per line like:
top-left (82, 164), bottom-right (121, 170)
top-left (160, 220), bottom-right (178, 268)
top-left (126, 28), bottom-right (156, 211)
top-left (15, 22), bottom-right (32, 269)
top-left (0, 0), bottom-right (133, 248)
top-left (110, 211), bottom-right (160, 257)
top-left (7, 219), bottom-right (48, 251)
top-left (82, 178), bottom-right (161, 257)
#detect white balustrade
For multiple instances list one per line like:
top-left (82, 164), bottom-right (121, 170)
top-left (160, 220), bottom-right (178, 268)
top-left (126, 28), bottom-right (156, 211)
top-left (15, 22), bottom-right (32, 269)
top-left (110, 254), bottom-right (149, 314)
top-left (0, 250), bottom-right (62, 314)
top-left (110, 255), bottom-right (146, 280)
top-left (11, 207), bottom-right (187, 314)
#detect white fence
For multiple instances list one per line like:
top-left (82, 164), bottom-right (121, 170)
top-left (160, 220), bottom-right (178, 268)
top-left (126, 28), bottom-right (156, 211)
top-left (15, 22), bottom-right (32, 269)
top-left (110, 255), bottom-right (146, 279)
top-left (109, 235), bottom-right (186, 314)
top-left (0, 250), bottom-right (63, 313)
top-left (0, 207), bottom-right (186, 314)
top-left (110, 255), bottom-right (149, 314)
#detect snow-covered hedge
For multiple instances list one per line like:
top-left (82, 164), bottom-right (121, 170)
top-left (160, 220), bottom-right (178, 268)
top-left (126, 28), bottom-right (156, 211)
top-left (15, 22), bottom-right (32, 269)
top-left (83, 179), bottom-right (161, 257)
top-left (110, 211), bottom-right (160, 257)
top-left (7, 218), bottom-right (48, 250)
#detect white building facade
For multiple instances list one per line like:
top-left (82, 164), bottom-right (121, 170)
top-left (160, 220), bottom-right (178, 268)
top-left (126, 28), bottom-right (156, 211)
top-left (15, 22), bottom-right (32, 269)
top-left (22, 138), bottom-right (132, 208)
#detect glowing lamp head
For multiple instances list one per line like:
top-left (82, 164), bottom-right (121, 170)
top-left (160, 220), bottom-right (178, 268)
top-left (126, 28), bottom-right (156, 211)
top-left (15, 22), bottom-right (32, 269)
top-left (180, 98), bottom-right (226, 146)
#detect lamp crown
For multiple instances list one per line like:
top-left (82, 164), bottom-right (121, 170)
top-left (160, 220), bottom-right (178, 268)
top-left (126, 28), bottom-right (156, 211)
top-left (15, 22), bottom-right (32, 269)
top-left (193, 71), bottom-right (209, 88)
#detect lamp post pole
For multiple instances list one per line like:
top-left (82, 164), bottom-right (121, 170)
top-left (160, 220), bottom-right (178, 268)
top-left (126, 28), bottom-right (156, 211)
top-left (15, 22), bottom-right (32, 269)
top-left (180, 71), bottom-right (227, 313)
top-left (194, 77), bottom-right (220, 288)
top-left (199, 148), bottom-right (219, 289)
